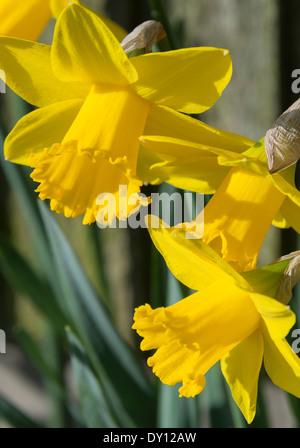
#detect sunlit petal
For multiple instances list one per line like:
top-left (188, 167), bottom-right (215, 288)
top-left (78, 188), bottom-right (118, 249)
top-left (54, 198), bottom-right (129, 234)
top-left (131, 47), bottom-right (232, 113)
top-left (51, 4), bottom-right (137, 85)
top-left (5, 99), bottom-right (83, 165)
top-left (221, 331), bottom-right (264, 424)
top-left (0, 0), bottom-right (51, 40)
top-left (0, 38), bottom-right (88, 107)
top-left (264, 334), bottom-right (300, 398)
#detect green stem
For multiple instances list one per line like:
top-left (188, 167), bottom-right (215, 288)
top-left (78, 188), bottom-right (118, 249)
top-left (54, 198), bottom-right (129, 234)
top-left (89, 224), bottom-right (111, 308)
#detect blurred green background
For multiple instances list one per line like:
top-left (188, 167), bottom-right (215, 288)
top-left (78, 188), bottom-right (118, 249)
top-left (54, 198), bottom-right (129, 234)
top-left (0, 0), bottom-right (299, 428)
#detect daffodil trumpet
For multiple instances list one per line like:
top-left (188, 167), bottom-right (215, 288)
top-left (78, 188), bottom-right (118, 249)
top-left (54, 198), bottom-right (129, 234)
top-left (189, 165), bottom-right (286, 271)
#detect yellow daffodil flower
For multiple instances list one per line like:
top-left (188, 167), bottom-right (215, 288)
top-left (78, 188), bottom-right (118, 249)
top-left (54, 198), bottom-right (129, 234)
top-left (157, 136), bottom-right (299, 272)
top-left (133, 221), bottom-right (300, 423)
top-left (0, 0), bottom-right (126, 42)
top-left (138, 131), bottom-right (300, 240)
top-left (2, 3), bottom-right (235, 224)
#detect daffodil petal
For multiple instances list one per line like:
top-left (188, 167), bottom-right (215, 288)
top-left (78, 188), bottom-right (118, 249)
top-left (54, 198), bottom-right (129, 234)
top-left (140, 135), bottom-right (252, 160)
top-left (145, 105), bottom-right (255, 152)
top-left (51, 3), bottom-right (137, 85)
top-left (49, 0), bottom-right (127, 41)
top-left (242, 137), bottom-right (268, 166)
top-left (138, 134), bottom-right (250, 193)
top-left (264, 334), bottom-right (300, 398)
top-left (97, 13), bottom-right (127, 42)
top-left (279, 197), bottom-right (300, 233)
top-left (269, 164), bottom-right (300, 233)
top-left (268, 172), bottom-right (300, 208)
top-left (4, 99), bottom-right (83, 165)
top-left (147, 218), bottom-right (243, 291)
top-left (0, 0), bottom-right (51, 40)
top-left (137, 144), bottom-right (229, 193)
top-left (272, 208), bottom-right (290, 229)
top-left (217, 137), bottom-right (270, 176)
top-left (221, 330), bottom-right (264, 424)
top-left (217, 153), bottom-right (267, 176)
top-left (0, 37), bottom-right (88, 107)
top-left (49, 0), bottom-right (79, 18)
top-left (137, 105), bottom-right (254, 191)
top-left (250, 292), bottom-right (295, 340)
top-left (130, 47), bottom-right (232, 114)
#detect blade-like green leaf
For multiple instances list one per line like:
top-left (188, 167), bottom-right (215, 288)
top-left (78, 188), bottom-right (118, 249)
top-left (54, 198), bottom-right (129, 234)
top-left (0, 128), bottom-right (64, 305)
top-left (14, 327), bottom-right (60, 390)
top-left (14, 326), bottom-right (71, 428)
top-left (0, 234), bottom-right (66, 334)
top-left (205, 363), bottom-right (236, 428)
top-left (38, 201), bottom-right (156, 427)
top-left (66, 327), bottom-right (118, 428)
top-left (0, 393), bottom-right (41, 428)
top-left (15, 326), bottom-right (84, 427)
top-left (38, 201), bottom-right (145, 382)
top-left (0, 159), bottom-right (52, 278)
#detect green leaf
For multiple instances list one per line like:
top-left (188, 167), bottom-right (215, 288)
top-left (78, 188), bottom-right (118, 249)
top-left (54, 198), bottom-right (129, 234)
top-left (0, 393), bottom-right (41, 428)
top-left (0, 234), bottom-right (66, 334)
top-left (38, 201), bottom-right (137, 376)
top-left (66, 328), bottom-right (118, 428)
top-left (0, 104), bottom-right (63, 291)
top-left (0, 160), bottom-right (52, 277)
top-left (201, 363), bottom-right (234, 428)
top-left (14, 327), bottom-right (60, 389)
top-left (38, 201), bottom-right (156, 427)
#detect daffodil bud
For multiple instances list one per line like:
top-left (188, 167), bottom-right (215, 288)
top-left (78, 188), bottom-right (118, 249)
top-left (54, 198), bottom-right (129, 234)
top-left (265, 97), bottom-right (300, 174)
top-left (121, 20), bottom-right (166, 54)
top-left (275, 251), bottom-right (300, 304)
